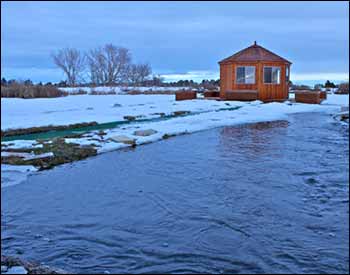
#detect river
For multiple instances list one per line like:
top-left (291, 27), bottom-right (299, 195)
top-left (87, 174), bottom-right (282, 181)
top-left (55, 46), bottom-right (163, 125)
top-left (1, 112), bottom-right (349, 274)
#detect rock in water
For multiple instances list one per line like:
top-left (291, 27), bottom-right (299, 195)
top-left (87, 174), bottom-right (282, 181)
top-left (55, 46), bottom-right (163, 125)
top-left (123, 115), bottom-right (136, 121)
top-left (133, 129), bottom-right (157, 137)
top-left (1, 266), bottom-right (8, 273)
top-left (340, 112), bottom-right (349, 121)
top-left (173, 110), bottom-right (190, 116)
top-left (333, 110), bottom-right (349, 123)
top-left (5, 266), bottom-right (28, 274)
top-left (109, 135), bottom-right (136, 145)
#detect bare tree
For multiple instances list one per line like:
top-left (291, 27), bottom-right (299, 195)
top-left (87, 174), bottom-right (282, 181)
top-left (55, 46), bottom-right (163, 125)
top-left (127, 63), bottom-right (152, 86)
top-left (52, 48), bottom-right (85, 86)
top-left (150, 74), bottom-right (164, 86)
top-left (87, 44), bottom-right (131, 85)
top-left (86, 48), bottom-right (105, 85)
top-left (126, 64), bottom-right (140, 86)
top-left (137, 63), bottom-right (152, 84)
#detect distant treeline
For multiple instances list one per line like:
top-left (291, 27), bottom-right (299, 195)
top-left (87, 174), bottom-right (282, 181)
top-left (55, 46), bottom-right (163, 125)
top-left (1, 77), bottom-right (220, 90)
top-left (290, 80), bottom-right (345, 90)
top-left (1, 78), bottom-right (348, 98)
top-left (3, 78), bottom-right (347, 90)
top-left (0, 77), bottom-right (221, 98)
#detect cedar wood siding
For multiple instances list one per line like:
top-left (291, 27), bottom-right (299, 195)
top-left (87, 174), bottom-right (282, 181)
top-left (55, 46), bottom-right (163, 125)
top-left (219, 61), bottom-right (290, 102)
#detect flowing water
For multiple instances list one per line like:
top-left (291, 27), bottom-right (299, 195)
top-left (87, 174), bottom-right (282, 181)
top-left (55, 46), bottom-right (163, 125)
top-left (1, 112), bottom-right (349, 274)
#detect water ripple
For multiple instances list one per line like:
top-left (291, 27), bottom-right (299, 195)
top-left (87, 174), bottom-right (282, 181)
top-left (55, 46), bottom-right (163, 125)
top-left (1, 113), bottom-right (348, 274)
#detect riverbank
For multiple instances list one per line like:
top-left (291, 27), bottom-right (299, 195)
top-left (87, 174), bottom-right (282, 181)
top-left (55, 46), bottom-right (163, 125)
top-left (1, 255), bottom-right (69, 274)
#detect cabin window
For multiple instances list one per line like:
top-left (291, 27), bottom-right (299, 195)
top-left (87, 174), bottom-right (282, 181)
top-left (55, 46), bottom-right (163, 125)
top-left (264, 66), bottom-right (281, 84)
top-left (286, 66), bottom-right (290, 82)
top-left (236, 66), bottom-right (255, 84)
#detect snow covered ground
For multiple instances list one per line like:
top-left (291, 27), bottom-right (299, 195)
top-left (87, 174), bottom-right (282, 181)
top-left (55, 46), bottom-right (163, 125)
top-left (1, 94), bottom-right (239, 130)
top-left (59, 86), bottom-right (192, 94)
top-left (1, 93), bottom-right (348, 188)
top-left (2, 94), bottom-right (348, 131)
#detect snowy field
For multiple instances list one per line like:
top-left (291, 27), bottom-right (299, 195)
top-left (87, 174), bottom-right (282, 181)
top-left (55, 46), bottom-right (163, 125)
top-left (1, 94), bottom-right (231, 130)
top-left (1, 94), bottom-right (348, 131)
top-left (59, 86), bottom-right (192, 94)
top-left (1, 93), bottom-right (348, 188)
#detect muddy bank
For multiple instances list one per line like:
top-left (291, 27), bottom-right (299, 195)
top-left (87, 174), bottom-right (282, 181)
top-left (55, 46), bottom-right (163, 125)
top-left (1, 128), bottom-right (181, 172)
top-left (1, 138), bottom-right (97, 170)
top-left (1, 129), bottom-right (187, 171)
top-left (1, 255), bottom-right (70, 274)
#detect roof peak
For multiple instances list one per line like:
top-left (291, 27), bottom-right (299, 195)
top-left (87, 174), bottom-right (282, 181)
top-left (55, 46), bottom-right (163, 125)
top-left (219, 42), bottom-right (291, 64)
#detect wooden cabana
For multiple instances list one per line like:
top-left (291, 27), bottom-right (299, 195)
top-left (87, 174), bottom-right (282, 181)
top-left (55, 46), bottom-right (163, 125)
top-left (219, 42), bottom-right (292, 102)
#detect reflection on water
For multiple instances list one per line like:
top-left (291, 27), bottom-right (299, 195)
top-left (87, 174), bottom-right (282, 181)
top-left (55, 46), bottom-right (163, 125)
top-left (1, 113), bottom-right (349, 274)
top-left (219, 120), bottom-right (289, 158)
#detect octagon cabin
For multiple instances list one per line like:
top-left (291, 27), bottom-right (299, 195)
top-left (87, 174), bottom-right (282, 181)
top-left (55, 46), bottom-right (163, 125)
top-left (219, 42), bottom-right (291, 102)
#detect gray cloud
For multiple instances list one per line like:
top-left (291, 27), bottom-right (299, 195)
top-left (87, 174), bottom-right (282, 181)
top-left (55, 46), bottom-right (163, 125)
top-left (1, 1), bottom-right (348, 83)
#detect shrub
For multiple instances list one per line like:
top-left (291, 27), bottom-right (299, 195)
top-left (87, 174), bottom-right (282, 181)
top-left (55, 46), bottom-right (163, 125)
top-left (89, 90), bottom-right (117, 95)
top-left (336, 82), bottom-right (349, 94)
top-left (1, 83), bottom-right (68, 98)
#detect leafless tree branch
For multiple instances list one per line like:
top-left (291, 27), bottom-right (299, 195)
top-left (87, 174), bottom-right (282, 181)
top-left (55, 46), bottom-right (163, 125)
top-left (52, 48), bottom-right (85, 86)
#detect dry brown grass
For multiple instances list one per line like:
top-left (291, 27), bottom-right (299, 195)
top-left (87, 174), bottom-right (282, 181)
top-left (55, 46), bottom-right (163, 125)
top-left (89, 90), bottom-right (117, 95)
top-left (126, 89), bottom-right (193, 95)
top-left (1, 84), bottom-right (67, 98)
top-left (336, 82), bottom-right (349, 94)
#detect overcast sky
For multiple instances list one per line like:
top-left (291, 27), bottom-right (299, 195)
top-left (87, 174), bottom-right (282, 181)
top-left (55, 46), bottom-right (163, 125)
top-left (1, 1), bottom-right (349, 84)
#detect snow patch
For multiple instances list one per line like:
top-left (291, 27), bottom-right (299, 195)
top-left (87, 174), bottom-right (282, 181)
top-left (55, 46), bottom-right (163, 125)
top-left (321, 94), bottom-right (349, 106)
top-left (1, 140), bottom-right (43, 149)
top-left (1, 165), bottom-right (38, 188)
top-left (1, 94), bottom-right (246, 130)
